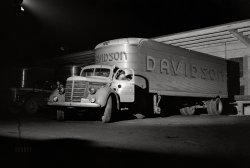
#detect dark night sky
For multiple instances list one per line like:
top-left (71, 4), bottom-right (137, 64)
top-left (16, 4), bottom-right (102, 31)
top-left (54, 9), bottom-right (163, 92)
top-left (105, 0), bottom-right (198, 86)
top-left (4, 0), bottom-right (250, 64)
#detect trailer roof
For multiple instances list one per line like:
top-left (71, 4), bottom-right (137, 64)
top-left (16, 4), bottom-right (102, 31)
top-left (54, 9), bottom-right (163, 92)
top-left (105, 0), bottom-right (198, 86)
top-left (151, 19), bottom-right (250, 59)
top-left (95, 38), bottom-right (146, 49)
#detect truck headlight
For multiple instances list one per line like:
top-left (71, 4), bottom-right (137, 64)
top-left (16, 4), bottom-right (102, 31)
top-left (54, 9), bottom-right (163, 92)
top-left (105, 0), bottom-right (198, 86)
top-left (90, 98), bottom-right (96, 103)
top-left (88, 87), bottom-right (96, 95)
top-left (53, 96), bottom-right (58, 102)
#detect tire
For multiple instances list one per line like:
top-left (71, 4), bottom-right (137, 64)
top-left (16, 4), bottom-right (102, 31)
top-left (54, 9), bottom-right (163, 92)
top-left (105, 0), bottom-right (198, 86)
top-left (180, 107), bottom-right (195, 115)
top-left (24, 97), bottom-right (39, 115)
top-left (207, 98), bottom-right (223, 115)
top-left (207, 101), bottom-right (213, 115)
top-left (57, 110), bottom-right (65, 121)
top-left (102, 96), bottom-right (116, 123)
top-left (184, 106), bottom-right (195, 115)
top-left (211, 98), bottom-right (223, 115)
top-left (180, 108), bottom-right (187, 115)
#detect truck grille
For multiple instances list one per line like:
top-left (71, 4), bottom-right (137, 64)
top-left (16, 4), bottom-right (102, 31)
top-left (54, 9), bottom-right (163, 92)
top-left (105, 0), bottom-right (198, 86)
top-left (65, 80), bottom-right (88, 102)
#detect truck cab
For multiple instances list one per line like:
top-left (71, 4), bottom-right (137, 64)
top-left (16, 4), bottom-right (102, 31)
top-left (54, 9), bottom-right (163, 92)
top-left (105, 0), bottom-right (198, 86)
top-left (48, 64), bottom-right (135, 122)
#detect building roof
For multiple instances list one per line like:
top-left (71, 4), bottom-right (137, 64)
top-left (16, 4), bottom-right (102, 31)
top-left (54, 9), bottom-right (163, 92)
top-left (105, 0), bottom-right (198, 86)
top-left (152, 19), bottom-right (250, 59)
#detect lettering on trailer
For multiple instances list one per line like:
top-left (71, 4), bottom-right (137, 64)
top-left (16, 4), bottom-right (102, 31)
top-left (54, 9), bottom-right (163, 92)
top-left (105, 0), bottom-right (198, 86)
top-left (96, 51), bottom-right (128, 63)
top-left (146, 56), bottom-right (226, 82)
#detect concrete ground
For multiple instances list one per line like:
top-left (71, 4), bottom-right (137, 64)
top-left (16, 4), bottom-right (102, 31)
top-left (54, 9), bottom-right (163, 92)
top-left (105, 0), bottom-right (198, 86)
top-left (0, 111), bottom-right (250, 168)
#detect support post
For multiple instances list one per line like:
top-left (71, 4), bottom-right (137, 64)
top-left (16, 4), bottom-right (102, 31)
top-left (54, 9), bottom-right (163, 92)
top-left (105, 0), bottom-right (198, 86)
top-left (243, 56), bottom-right (250, 95)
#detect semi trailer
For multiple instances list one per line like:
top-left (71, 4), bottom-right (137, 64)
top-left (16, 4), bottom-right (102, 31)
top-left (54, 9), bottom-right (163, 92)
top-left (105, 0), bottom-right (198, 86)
top-left (48, 38), bottom-right (239, 122)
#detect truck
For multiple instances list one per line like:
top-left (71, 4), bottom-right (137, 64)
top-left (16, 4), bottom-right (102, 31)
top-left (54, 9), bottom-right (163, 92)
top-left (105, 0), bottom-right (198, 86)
top-left (48, 38), bottom-right (239, 122)
top-left (8, 51), bottom-right (95, 116)
top-left (9, 67), bottom-right (55, 115)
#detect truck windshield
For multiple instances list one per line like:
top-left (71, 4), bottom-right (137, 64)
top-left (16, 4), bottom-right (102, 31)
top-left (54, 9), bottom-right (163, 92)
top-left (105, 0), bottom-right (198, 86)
top-left (81, 68), bottom-right (110, 77)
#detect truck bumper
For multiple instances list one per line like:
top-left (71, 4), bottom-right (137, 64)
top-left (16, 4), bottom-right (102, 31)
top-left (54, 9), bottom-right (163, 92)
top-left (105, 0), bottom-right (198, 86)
top-left (48, 101), bottom-right (101, 108)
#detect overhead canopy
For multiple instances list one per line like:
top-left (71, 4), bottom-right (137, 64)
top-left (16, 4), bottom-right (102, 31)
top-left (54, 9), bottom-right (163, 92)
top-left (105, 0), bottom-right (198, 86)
top-left (152, 19), bottom-right (250, 59)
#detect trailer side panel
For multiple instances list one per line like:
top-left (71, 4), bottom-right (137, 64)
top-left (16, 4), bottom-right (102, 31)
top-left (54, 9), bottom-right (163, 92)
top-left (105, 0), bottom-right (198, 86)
top-left (95, 39), bottom-right (228, 98)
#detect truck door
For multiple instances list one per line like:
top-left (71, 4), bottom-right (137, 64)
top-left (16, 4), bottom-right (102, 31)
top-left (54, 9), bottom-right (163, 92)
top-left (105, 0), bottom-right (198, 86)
top-left (112, 68), bottom-right (135, 102)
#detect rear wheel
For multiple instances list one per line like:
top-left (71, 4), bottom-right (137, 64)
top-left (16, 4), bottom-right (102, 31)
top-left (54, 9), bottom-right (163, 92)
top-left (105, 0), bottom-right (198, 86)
top-left (185, 106), bottom-right (195, 115)
top-left (180, 106), bottom-right (195, 115)
top-left (207, 98), bottom-right (223, 115)
top-left (180, 108), bottom-right (187, 115)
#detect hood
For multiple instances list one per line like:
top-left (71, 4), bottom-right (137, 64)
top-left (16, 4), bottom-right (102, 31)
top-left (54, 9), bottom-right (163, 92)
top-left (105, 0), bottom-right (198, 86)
top-left (67, 76), bottom-right (111, 83)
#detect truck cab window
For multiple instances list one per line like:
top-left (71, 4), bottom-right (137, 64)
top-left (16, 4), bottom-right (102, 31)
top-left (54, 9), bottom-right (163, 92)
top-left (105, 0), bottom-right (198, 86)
top-left (116, 69), bottom-right (133, 81)
top-left (95, 68), bottom-right (110, 77)
top-left (81, 68), bottom-right (94, 77)
top-left (81, 68), bottom-right (110, 77)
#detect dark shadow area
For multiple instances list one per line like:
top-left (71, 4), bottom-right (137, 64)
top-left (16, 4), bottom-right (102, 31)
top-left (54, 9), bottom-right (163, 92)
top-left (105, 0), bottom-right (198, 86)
top-left (227, 60), bottom-right (240, 100)
top-left (64, 109), bottom-right (137, 122)
top-left (221, 100), bottom-right (238, 115)
top-left (0, 135), bottom-right (248, 168)
top-left (0, 106), bottom-right (56, 122)
top-left (2, 106), bottom-right (138, 123)
top-left (134, 74), bottom-right (153, 117)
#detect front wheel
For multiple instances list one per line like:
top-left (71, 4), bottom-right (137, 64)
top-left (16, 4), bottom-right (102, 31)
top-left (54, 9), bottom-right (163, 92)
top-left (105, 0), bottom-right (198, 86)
top-left (24, 97), bottom-right (39, 115)
top-left (101, 96), bottom-right (116, 123)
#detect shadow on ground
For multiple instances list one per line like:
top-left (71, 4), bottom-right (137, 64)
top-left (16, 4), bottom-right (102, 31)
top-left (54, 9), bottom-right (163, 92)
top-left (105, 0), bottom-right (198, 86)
top-left (0, 135), bottom-right (247, 168)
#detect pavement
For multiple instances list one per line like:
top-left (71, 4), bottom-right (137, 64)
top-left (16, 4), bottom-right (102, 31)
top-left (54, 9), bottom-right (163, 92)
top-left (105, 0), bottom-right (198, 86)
top-left (0, 112), bottom-right (250, 168)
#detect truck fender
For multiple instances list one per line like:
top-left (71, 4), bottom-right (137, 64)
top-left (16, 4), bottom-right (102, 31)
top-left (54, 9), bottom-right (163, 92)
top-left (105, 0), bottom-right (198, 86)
top-left (94, 86), bottom-right (120, 110)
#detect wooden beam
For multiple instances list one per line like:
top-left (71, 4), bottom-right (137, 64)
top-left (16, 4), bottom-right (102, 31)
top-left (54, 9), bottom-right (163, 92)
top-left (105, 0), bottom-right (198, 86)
top-left (169, 34), bottom-right (236, 46)
top-left (188, 42), bottom-right (246, 53)
top-left (178, 38), bottom-right (238, 48)
top-left (229, 29), bottom-right (250, 48)
top-left (162, 31), bottom-right (231, 44)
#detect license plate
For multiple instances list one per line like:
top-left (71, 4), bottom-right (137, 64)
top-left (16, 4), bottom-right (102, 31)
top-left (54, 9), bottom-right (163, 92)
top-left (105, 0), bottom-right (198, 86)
top-left (81, 98), bottom-right (89, 103)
